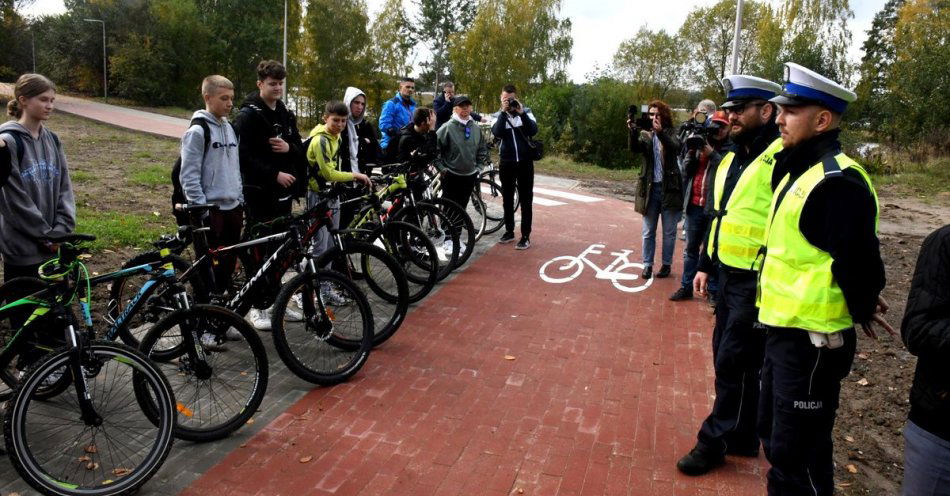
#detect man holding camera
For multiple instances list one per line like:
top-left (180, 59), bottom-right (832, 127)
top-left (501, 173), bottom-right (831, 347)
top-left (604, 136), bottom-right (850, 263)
top-left (677, 75), bottom-right (783, 476)
top-left (492, 84), bottom-right (538, 250)
top-left (670, 110), bottom-right (731, 302)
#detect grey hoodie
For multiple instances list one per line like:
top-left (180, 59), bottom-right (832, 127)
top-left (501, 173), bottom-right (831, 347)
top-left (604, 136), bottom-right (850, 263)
top-left (179, 110), bottom-right (243, 210)
top-left (0, 121), bottom-right (76, 265)
top-left (343, 86), bottom-right (365, 174)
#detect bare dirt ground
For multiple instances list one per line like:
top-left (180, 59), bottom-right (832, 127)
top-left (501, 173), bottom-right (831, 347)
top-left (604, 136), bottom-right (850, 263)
top-left (581, 177), bottom-right (950, 495)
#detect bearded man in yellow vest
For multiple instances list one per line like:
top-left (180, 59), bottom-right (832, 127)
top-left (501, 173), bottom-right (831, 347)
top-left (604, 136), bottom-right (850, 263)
top-left (677, 75), bottom-right (784, 476)
top-left (757, 62), bottom-right (896, 496)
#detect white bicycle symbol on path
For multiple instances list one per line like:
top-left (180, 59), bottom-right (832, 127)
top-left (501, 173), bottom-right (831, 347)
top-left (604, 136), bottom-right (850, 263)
top-left (539, 243), bottom-right (654, 293)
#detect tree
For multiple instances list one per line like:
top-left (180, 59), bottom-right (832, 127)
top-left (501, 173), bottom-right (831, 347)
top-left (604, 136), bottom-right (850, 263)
top-left (0, 0), bottom-right (32, 80)
top-left (851, 0), bottom-right (905, 133)
top-left (448, 0), bottom-right (572, 109)
top-left (413, 0), bottom-right (476, 90)
top-left (887, 0), bottom-right (950, 145)
top-left (777, 0), bottom-right (855, 84)
top-left (613, 27), bottom-right (684, 100)
top-left (366, 0), bottom-right (415, 112)
top-left (295, 0), bottom-right (372, 120)
top-left (677, 0), bottom-right (774, 96)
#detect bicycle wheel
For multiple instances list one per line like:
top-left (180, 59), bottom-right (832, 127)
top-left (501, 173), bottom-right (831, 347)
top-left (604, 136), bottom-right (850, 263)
top-left (423, 197), bottom-right (476, 269)
top-left (108, 251), bottom-right (207, 348)
top-left (136, 305), bottom-right (268, 442)
top-left (477, 178), bottom-right (507, 235)
top-left (393, 202), bottom-right (460, 280)
top-left (372, 221), bottom-right (439, 304)
top-left (465, 189), bottom-right (488, 241)
top-left (4, 341), bottom-right (175, 496)
top-left (319, 240), bottom-right (409, 347)
top-left (480, 168), bottom-right (518, 213)
top-left (0, 277), bottom-right (70, 402)
top-left (271, 270), bottom-right (372, 386)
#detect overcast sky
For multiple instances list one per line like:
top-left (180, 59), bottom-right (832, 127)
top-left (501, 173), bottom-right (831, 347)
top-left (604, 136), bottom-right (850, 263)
top-left (22, 0), bottom-right (886, 84)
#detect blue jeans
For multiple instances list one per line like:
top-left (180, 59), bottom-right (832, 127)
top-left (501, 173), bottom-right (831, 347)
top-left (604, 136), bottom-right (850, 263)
top-left (681, 204), bottom-right (708, 288)
top-left (641, 182), bottom-right (682, 267)
top-left (904, 420), bottom-right (950, 495)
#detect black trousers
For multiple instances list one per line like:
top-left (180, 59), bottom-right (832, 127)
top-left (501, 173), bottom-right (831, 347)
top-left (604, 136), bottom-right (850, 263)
top-left (759, 326), bottom-right (856, 496)
top-left (3, 261), bottom-right (43, 282)
top-left (500, 159), bottom-right (534, 237)
top-left (205, 207), bottom-right (243, 293)
top-left (696, 267), bottom-right (766, 455)
top-left (441, 172), bottom-right (476, 211)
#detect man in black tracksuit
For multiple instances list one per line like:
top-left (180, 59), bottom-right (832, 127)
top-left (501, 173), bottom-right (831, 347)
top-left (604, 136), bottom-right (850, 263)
top-left (901, 224), bottom-right (950, 495)
top-left (491, 84), bottom-right (538, 250)
top-left (234, 61), bottom-right (306, 225)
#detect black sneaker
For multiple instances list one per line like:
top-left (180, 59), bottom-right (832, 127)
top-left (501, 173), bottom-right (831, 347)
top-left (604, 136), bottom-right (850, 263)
top-left (642, 266), bottom-right (653, 279)
top-left (669, 286), bottom-right (693, 301)
top-left (515, 237), bottom-right (531, 250)
top-left (676, 446), bottom-right (724, 476)
top-left (499, 231), bottom-right (515, 244)
top-left (656, 264), bottom-right (672, 278)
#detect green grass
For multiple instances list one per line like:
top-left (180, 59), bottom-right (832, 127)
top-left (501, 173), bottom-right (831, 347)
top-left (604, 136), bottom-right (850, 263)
top-left (129, 164), bottom-right (171, 186)
top-left (70, 170), bottom-right (96, 183)
top-left (871, 157), bottom-right (950, 200)
top-left (535, 155), bottom-right (640, 183)
top-left (75, 207), bottom-right (175, 252)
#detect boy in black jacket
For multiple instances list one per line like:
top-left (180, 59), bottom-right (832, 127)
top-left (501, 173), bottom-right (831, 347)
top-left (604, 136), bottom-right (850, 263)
top-left (234, 60), bottom-right (306, 225)
top-left (901, 224), bottom-right (950, 496)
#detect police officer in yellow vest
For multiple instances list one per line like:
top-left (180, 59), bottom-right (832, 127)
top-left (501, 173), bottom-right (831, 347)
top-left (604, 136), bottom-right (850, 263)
top-left (757, 62), bottom-right (895, 495)
top-left (677, 75), bottom-right (784, 476)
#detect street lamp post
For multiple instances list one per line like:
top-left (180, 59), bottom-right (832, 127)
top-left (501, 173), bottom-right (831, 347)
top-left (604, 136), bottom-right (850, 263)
top-left (730, 0), bottom-right (743, 75)
top-left (31, 31), bottom-right (36, 73)
top-left (84, 18), bottom-right (107, 99)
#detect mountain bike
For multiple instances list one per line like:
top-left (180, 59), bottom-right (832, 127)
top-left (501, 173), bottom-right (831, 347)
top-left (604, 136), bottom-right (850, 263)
top-left (0, 233), bottom-right (175, 496)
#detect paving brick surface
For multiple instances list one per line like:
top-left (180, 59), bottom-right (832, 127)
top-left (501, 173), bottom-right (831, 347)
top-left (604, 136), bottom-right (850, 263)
top-left (174, 194), bottom-right (769, 495)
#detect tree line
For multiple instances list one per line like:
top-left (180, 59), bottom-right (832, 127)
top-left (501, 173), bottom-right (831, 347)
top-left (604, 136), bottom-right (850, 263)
top-left (1, 0), bottom-right (945, 169)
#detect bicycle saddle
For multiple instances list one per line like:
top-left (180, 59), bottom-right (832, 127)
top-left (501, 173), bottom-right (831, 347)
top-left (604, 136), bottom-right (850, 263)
top-left (181, 203), bottom-right (220, 213)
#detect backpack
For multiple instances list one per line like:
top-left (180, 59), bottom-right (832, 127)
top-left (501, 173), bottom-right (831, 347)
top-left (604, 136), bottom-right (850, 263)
top-left (171, 118), bottom-right (233, 226)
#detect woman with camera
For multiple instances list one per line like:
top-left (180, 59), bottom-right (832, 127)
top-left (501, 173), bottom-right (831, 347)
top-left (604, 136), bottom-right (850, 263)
top-left (628, 100), bottom-right (683, 279)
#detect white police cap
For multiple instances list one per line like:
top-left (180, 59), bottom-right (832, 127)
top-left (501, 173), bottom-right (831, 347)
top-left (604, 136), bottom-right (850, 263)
top-left (770, 62), bottom-right (857, 114)
top-left (720, 75), bottom-right (782, 109)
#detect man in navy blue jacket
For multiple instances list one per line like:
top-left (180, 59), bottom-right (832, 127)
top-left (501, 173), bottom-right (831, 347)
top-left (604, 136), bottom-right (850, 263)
top-left (434, 82), bottom-right (484, 130)
top-left (491, 84), bottom-right (538, 250)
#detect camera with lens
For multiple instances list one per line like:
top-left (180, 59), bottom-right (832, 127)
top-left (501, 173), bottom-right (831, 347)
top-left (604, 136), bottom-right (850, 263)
top-left (683, 112), bottom-right (709, 151)
top-left (628, 104), bottom-right (652, 131)
top-left (506, 98), bottom-right (521, 111)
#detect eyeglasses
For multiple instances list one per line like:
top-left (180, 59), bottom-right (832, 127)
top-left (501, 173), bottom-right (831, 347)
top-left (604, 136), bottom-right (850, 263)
top-left (726, 102), bottom-right (765, 115)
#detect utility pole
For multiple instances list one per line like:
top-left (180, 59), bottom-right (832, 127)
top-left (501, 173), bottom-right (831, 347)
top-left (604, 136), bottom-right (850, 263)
top-left (730, 0), bottom-right (743, 75)
top-left (283, 0), bottom-right (290, 102)
top-left (84, 19), bottom-right (107, 99)
top-left (31, 31), bottom-right (36, 73)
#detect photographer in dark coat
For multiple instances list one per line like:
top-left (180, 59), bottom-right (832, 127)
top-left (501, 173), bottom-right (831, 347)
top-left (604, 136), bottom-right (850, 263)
top-left (901, 224), bottom-right (950, 496)
top-left (628, 99), bottom-right (683, 279)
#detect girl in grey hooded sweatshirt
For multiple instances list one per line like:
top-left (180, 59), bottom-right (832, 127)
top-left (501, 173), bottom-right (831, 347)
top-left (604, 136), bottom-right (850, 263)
top-left (0, 74), bottom-right (75, 281)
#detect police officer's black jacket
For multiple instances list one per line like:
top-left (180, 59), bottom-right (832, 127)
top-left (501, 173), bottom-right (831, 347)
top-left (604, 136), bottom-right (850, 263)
top-left (769, 129), bottom-right (885, 325)
top-left (234, 91), bottom-right (307, 215)
top-left (902, 224), bottom-right (950, 442)
top-left (697, 122), bottom-right (779, 273)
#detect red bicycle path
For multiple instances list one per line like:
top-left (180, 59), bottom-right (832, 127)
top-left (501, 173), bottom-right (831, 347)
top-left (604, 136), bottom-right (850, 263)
top-left (180, 193), bottom-right (769, 496)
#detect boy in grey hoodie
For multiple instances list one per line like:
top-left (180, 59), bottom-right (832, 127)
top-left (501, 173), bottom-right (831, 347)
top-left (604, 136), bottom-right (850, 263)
top-left (179, 75), bottom-right (243, 292)
top-left (0, 73), bottom-right (75, 281)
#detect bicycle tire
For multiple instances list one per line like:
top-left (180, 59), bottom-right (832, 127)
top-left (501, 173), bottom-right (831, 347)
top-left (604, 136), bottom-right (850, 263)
top-left (480, 168), bottom-right (518, 213)
top-left (477, 178), bottom-right (506, 235)
top-left (392, 202), bottom-right (460, 280)
top-left (108, 251), bottom-right (207, 348)
top-left (135, 304), bottom-right (268, 442)
top-left (4, 341), bottom-right (175, 496)
top-left (318, 240), bottom-right (409, 346)
top-left (271, 270), bottom-right (372, 386)
top-left (371, 221), bottom-right (439, 304)
top-left (422, 197), bottom-right (476, 268)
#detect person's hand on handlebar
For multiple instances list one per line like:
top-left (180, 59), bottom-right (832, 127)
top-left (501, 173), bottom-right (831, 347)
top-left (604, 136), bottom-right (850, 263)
top-left (352, 172), bottom-right (372, 188)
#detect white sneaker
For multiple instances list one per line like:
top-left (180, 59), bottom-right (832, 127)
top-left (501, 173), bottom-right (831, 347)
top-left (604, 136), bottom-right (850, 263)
top-left (200, 333), bottom-right (227, 351)
top-left (284, 305), bottom-right (304, 322)
top-left (248, 308), bottom-right (272, 332)
top-left (443, 240), bottom-right (454, 255)
top-left (225, 328), bottom-right (243, 341)
top-left (320, 282), bottom-right (351, 306)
